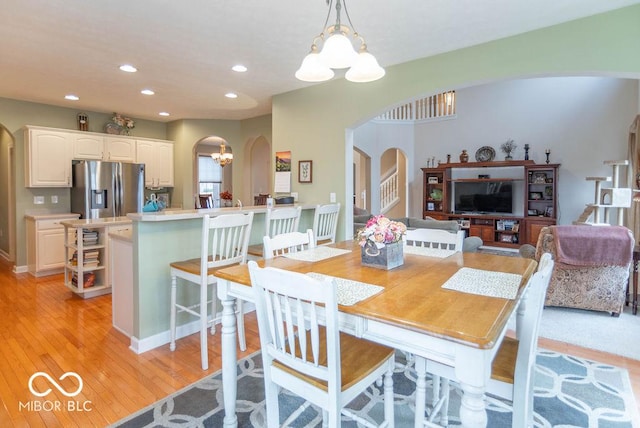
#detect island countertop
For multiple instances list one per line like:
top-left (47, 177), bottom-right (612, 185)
top-left (60, 216), bottom-right (133, 228)
top-left (127, 203), bottom-right (318, 222)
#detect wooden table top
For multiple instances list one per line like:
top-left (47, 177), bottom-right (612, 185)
top-left (216, 241), bottom-right (537, 350)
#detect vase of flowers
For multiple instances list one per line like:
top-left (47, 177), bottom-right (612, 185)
top-left (356, 215), bottom-right (407, 270)
top-left (111, 112), bottom-right (135, 135)
top-left (220, 190), bottom-right (233, 207)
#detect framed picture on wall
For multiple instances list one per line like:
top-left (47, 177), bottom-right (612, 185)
top-left (298, 160), bottom-right (312, 183)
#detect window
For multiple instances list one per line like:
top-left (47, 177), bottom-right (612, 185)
top-left (198, 155), bottom-right (222, 198)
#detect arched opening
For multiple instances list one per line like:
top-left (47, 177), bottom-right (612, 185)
top-left (0, 124), bottom-right (15, 262)
top-left (192, 136), bottom-right (233, 208)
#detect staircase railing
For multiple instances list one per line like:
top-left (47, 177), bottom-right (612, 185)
top-left (380, 170), bottom-right (399, 214)
top-left (375, 91), bottom-right (456, 123)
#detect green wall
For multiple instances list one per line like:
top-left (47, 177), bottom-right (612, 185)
top-left (272, 5), bottom-right (640, 241)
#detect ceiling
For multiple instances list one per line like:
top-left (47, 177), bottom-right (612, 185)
top-left (1, 0), bottom-right (638, 122)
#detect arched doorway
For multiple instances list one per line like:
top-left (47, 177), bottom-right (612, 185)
top-left (0, 124), bottom-right (15, 262)
top-left (192, 136), bottom-right (233, 208)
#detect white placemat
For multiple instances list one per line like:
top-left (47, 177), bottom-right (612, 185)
top-left (283, 246), bottom-right (352, 262)
top-left (306, 272), bottom-right (384, 306)
top-left (441, 267), bottom-right (522, 299)
top-left (403, 245), bottom-right (456, 258)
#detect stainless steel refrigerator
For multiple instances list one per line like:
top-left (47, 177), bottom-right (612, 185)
top-left (71, 160), bottom-right (145, 219)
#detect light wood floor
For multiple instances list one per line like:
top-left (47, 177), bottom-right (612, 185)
top-left (0, 257), bottom-right (638, 427)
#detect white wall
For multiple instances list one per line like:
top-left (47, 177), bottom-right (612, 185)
top-left (353, 122), bottom-right (415, 214)
top-left (411, 77), bottom-right (639, 224)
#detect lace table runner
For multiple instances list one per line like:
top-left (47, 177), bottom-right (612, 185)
top-left (441, 267), bottom-right (522, 299)
top-left (403, 245), bottom-right (456, 258)
top-left (283, 246), bottom-right (351, 262)
top-left (306, 272), bottom-right (384, 306)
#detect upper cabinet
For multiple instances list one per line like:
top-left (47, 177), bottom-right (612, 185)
top-left (24, 127), bottom-right (73, 187)
top-left (24, 126), bottom-right (174, 188)
top-left (73, 133), bottom-right (104, 160)
top-left (104, 137), bottom-right (136, 162)
top-left (136, 140), bottom-right (174, 188)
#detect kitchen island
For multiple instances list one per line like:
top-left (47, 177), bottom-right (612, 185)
top-left (60, 217), bottom-right (132, 298)
top-left (125, 204), bottom-right (317, 353)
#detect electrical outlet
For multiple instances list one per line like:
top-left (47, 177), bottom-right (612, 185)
top-left (291, 192), bottom-right (298, 202)
top-left (330, 192), bottom-right (336, 203)
top-left (51, 195), bottom-right (59, 204)
top-left (34, 196), bottom-right (45, 205)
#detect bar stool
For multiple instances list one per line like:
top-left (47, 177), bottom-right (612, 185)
top-left (169, 212), bottom-right (253, 370)
top-left (312, 203), bottom-right (340, 246)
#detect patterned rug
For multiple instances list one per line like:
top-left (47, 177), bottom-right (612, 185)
top-left (111, 350), bottom-right (639, 428)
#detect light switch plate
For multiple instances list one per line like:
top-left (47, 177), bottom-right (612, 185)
top-left (330, 192), bottom-right (336, 203)
top-left (34, 196), bottom-right (45, 204)
top-left (291, 192), bottom-right (298, 201)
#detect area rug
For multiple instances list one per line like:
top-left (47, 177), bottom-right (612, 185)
top-left (111, 350), bottom-right (639, 428)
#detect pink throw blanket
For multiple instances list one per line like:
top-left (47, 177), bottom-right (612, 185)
top-left (552, 225), bottom-right (633, 267)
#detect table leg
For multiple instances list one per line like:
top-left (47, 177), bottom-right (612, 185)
top-left (220, 294), bottom-right (239, 428)
top-left (458, 382), bottom-right (488, 427)
top-left (413, 357), bottom-right (428, 428)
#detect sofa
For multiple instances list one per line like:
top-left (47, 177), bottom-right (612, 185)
top-left (353, 208), bottom-right (483, 253)
top-left (522, 225), bottom-right (633, 316)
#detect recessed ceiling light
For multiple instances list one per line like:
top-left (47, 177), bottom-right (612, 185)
top-left (225, 92), bottom-right (238, 99)
top-left (141, 89), bottom-right (155, 95)
top-left (65, 94), bottom-right (79, 101)
top-left (232, 65), bottom-right (247, 73)
top-left (159, 112), bottom-right (170, 117)
top-left (119, 64), bottom-right (137, 73)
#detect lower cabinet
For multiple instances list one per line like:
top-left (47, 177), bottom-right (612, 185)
top-left (26, 214), bottom-right (81, 276)
top-left (524, 218), bottom-right (554, 246)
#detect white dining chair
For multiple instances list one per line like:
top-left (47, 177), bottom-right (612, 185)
top-left (264, 206), bottom-right (301, 238)
top-left (168, 212), bottom-right (254, 370)
top-left (248, 260), bottom-right (395, 428)
top-left (404, 228), bottom-right (464, 252)
top-left (312, 203), bottom-right (341, 246)
top-left (263, 229), bottom-right (315, 259)
top-left (416, 252), bottom-right (555, 428)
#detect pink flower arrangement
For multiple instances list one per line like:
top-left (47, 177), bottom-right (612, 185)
top-left (356, 215), bottom-right (406, 248)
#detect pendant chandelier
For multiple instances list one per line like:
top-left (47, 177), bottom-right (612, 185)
top-left (295, 0), bottom-right (385, 83)
top-left (211, 142), bottom-right (233, 167)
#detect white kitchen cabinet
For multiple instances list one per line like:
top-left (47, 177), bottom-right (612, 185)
top-left (104, 137), bottom-right (137, 162)
top-left (26, 214), bottom-right (80, 276)
top-left (73, 134), bottom-right (104, 160)
top-left (136, 139), bottom-right (174, 188)
top-left (24, 127), bottom-right (73, 187)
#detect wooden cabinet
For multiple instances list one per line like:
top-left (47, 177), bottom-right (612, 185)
top-left (421, 168), bottom-right (447, 218)
top-left (26, 214), bottom-right (80, 276)
top-left (24, 127), bottom-right (73, 187)
top-left (104, 137), bottom-right (136, 162)
top-left (523, 164), bottom-right (559, 245)
top-left (136, 139), bottom-right (174, 188)
top-left (423, 160), bottom-right (560, 248)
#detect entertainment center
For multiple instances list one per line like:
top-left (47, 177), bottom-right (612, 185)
top-left (422, 160), bottom-right (559, 248)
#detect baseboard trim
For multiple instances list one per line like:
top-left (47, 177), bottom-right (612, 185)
top-left (13, 265), bottom-right (28, 274)
top-left (129, 303), bottom-right (256, 354)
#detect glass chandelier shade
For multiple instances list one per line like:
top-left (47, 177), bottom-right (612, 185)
top-left (211, 142), bottom-right (233, 167)
top-left (295, 0), bottom-right (384, 83)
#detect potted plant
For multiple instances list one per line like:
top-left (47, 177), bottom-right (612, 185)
top-left (356, 215), bottom-right (407, 270)
top-left (500, 139), bottom-right (517, 160)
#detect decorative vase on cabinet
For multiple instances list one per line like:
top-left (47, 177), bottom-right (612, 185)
top-left (459, 150), bottom-right (469, 163)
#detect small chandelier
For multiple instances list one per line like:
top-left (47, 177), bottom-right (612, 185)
top-left (295, 0), bottom-right (385, 83)
top-left (211, 142), bottom-right (233, 167)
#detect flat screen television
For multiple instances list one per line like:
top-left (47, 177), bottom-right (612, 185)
top-left (453, 181), bottom-right (513, 214)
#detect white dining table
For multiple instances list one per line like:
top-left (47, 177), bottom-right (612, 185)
top-left (214, 241), bottom-right (537, 427)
